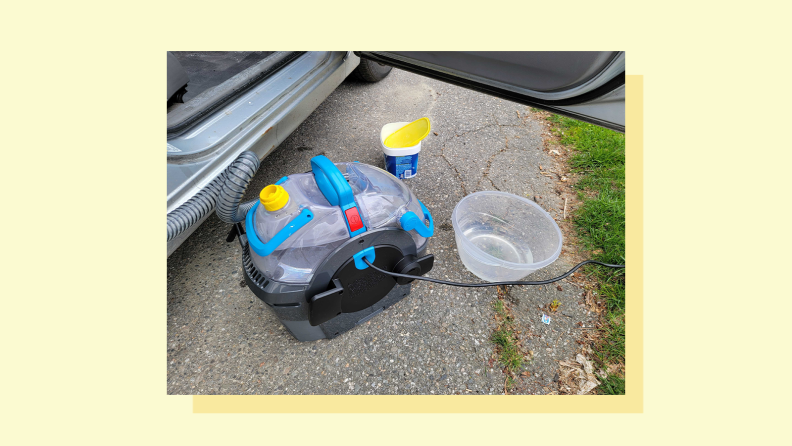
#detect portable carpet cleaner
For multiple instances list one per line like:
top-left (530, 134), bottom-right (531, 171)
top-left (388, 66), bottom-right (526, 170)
top-left (208, 152), bottom-right (624, 342)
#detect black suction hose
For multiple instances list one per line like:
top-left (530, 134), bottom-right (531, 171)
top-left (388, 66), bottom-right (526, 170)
top-left (166, 151), bottom-right (260, 241)
top-left (363, 258), bottom-right (624, 287)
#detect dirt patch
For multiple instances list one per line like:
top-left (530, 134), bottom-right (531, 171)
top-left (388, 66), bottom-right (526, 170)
top-left (526, 111), bottom-right (586, 264)
top-left (527, 109), bottom-right (603, 295)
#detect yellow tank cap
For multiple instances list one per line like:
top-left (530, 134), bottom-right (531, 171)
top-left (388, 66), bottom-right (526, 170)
top-left (260, 184), bottom-right (289, 211)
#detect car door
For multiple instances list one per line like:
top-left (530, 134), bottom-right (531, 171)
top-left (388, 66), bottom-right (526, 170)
top-left (355, 51), bottom-right (625, 132)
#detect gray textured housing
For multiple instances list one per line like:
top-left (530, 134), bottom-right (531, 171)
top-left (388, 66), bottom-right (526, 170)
top-left (242, 228), bottom-right (428, 341)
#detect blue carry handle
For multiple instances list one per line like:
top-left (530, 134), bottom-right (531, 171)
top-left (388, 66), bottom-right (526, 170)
top-left (399, 199), bottom-right (434, 237)
top-left (245, 201), bottom-right (314, 257)
top-left (310, 155), bottom-right (366, 236)
top-left (311, 155), bottom-right (355, 208)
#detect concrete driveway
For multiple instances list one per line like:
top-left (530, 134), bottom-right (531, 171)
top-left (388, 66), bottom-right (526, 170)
top-left (167, 69), bottom-right (596, 395)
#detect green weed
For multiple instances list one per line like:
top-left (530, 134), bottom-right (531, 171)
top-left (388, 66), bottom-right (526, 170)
top-left (490, 327), bottom-right (523, 372)
top-left (489, 287), bottom-right (526, 391)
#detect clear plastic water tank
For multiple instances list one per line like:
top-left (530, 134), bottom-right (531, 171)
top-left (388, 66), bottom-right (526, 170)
top-left (250, 162), bottom-right (427, 283)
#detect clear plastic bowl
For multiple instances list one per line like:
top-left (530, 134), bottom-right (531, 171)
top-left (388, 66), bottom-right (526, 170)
top-left (452, 191), bottom-right (563, 282)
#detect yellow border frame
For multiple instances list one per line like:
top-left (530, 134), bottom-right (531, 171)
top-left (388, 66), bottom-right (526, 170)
top-left (193, 75), bottom-right (644, 414)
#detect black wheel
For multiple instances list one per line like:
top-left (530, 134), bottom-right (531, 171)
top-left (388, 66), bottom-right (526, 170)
top-left (167, 84), bottom-right (188, 107)
top-left (351, 59), bottom-right (393, 82)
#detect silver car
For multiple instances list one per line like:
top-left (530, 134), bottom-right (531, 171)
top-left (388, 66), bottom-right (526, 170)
top-left (167, 51), bottom-right (624, 255)
top-left (167, 52), bottom-right (394, 255)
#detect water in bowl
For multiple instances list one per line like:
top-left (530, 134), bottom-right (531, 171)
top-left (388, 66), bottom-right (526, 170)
top-left (463, 228), bottom-right (533, 264)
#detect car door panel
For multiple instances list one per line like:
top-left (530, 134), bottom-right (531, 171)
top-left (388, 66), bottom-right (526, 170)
top-left (356, 51), bottom-right (625, 132)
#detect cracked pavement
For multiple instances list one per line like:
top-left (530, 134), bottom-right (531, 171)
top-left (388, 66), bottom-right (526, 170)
top-left (167, 68), bottom-right (597, 395)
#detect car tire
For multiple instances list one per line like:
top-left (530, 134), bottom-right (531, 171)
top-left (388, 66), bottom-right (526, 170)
top-left (351, 59), bottom-right (393, 82)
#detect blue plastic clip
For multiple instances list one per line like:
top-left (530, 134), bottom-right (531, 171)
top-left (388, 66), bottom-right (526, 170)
top-left (245, 202), bottom-right (314, 257)
top-left (399, 200), bottom-right (434, 237)
top-left (353, 246), bottom-right (376, 270)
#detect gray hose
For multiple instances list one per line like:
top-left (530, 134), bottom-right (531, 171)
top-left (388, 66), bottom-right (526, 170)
top-left (166, 151), bottom-right (260, 241)
top-left (216, 151), bottom-right (260, 223)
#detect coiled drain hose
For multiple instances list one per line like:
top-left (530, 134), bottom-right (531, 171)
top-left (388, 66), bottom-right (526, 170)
top-left (166, 151), bottom-right (260, 241)
top-left (215, 151), bottom-right (260, 224)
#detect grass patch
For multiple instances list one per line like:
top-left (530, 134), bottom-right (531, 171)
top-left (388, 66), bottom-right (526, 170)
top-left (491, 327), bottom-right (523, 371)
top-left (598, 374), bottom-right (625, 395)
top-left (547, 114), bottom-right (626, 395)
top-left (489, 286), bottom-right (526, 391)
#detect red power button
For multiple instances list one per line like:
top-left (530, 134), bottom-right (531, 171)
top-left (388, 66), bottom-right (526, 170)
top-left (344, 207), bottom-right (364, 232)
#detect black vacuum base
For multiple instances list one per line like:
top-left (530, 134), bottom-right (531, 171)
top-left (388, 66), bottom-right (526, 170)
top-left (239, 227), bottom-right (432, 342)
top-left (243, 244), bottom-right (413, 341)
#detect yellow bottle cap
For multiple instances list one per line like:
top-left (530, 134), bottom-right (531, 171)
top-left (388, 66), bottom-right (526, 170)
top-left (260, 184), bottom-right (289, 211)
